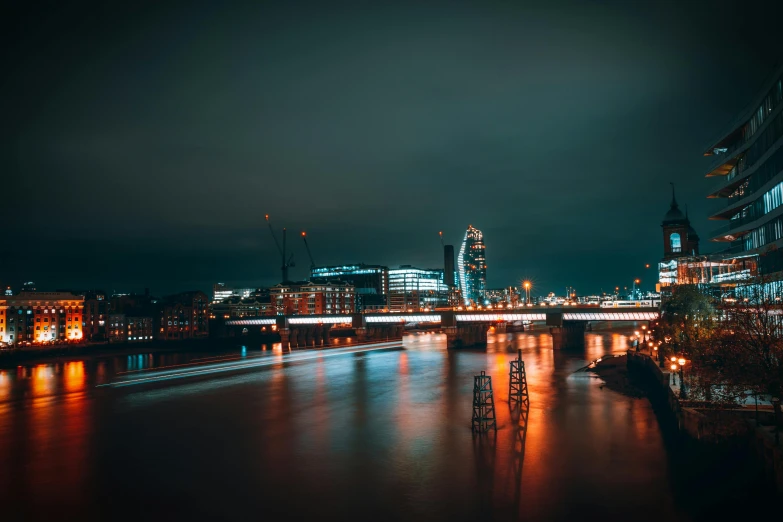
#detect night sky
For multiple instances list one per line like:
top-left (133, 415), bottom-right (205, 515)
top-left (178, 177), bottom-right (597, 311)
top-left (3, 1), bottom-right (783, 297)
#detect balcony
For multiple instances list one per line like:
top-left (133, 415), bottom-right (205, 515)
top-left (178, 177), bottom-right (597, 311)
top-left (709, 218), bottom-right (754, 242)
top-left (704, 142), bottom-right (746, 178)
top-left (707, 165), bottom-right (749, 198)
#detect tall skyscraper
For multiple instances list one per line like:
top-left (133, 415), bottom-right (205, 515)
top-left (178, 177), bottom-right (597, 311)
top-left (457, 225), bottom-right (487, 305)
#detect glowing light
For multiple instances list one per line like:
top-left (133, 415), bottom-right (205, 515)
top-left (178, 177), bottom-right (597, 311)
top-left (99, 342), bottom-right (408, 388)
top-left (678, 358), bottom-right (686, 366)
top-left (670, 364), bottom-right (678, 371)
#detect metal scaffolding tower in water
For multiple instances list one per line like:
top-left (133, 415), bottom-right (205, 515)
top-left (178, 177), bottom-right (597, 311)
top-left (472, 371), bottom-right (497, 433)
top-left (509, 349), bottom-right (529, 406)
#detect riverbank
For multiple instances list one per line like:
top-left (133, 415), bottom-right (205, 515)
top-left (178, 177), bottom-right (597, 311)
top-left (586, 354), bottom-right (645, 398)
top-left (626, 349), bottom-right (783, 495)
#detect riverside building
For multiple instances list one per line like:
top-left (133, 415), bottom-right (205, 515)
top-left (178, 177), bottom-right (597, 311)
top-left (706, 65), bottom-right (783, 271)
top-left (0, 292), bottom-right (84, 345)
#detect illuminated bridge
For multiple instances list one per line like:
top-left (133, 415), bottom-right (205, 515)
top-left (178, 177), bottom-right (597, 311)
top-left (222, 307), bottom-right (659, 349)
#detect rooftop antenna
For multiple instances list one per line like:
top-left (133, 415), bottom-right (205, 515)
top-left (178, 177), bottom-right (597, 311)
top-left (439, 231), bottom-right (444, 247)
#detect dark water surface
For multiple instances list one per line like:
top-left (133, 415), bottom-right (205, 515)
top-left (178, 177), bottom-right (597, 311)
top-left (0, 326), bottom-right (774, 521)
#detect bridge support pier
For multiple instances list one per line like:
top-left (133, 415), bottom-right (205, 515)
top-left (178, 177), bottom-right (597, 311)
top-left (549, 321), bottom-right (587, 350)
top-left (356, 325), bottom-right (403, 343)
top-left (444, 323), bottom-right (490, 348)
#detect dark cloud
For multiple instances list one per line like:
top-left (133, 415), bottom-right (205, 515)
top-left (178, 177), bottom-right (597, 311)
top-left (2, 0), bottom-right (783, 295)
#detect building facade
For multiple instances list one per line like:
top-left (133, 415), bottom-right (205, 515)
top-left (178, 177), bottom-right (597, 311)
top-left (210, 295), bottom-right (274, 319)
top-left (310, 264), bottom-right (388, 311)
top-left (706, 65), bottom-right (783, 276)
top-left (108, 314), bottom-right (154, 343)
top-left (83, 290), bottom-right (109, 342)
top-left (661, 187), bottom-right (700, 261)
top-left (0, 292), bottom-right (84, 345)
top-left (269, 281), bottom-right (355, 315)
top-left (156, 291), bottom-right (210, 340)
top-left (388, 266), bottom-right (448, 311)
top-left (212, 283), bottom-right (256, 303)
top-left (458, 225), bottom-right (487, 305)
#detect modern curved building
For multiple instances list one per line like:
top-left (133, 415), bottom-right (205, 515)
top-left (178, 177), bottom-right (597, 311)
top-left (457, 225), bottom-right (487, 305)
top-left (706, 64), bottom-right (783, 274)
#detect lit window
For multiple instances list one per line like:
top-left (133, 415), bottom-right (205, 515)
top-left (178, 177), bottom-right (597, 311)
top-left (670, 233), bottom-right (681, 253)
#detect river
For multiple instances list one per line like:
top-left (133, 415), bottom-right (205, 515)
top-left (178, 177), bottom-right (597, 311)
top-left (0, 325), bottom-right (775, 521)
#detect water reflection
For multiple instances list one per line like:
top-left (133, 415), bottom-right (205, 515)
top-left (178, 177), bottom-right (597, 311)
top-left (0, 327), bottom-right (771, 521)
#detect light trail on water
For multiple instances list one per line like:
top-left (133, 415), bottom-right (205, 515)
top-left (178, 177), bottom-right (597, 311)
top-left (98, 341), bottom-right (404, 388)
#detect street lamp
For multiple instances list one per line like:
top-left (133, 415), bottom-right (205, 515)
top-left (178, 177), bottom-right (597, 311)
top-left (678, 358), bottom-right (687, 398)
top-left (641, 324), bottom-right (647, 342)
top-left (523, 281), bottom-right (531, 305)
top-left (670, 363), bottom-right (678, 385)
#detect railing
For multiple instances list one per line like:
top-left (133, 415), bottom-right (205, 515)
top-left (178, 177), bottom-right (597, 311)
top-left (704, 140), bottom-right (746, 177)
top-left (709, 168), bottom-right (749, 198)
top-left (709, 217), bottom-right (755, 239)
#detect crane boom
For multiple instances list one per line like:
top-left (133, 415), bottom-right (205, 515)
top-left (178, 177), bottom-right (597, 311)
top-left (265, 214), bottom-right (294, 283)
top-left (265, 214), bottom-right (284, 256)
top-left (302, 231), bottom-right (316, 270)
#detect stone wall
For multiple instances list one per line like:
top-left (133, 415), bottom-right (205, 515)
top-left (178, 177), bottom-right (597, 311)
top-left (627, 350), bottom-right (783, 494)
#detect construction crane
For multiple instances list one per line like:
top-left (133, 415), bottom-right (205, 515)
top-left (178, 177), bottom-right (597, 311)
top-left (265, 214), bottom-right (294, 283)
top-left (301, 231), bottom-right (316, 271)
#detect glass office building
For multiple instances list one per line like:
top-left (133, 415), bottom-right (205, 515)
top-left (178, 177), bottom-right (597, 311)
top-left (387, 266), bottom-right (448, 311)
top-left (310, 264), bottom-right (388, 311)
top-left (706, 64), bottom-right (783, 274)
top-left (457, 225), bottom-right (487, 305)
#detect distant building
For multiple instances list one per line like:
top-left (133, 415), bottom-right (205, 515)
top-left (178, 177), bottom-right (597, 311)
top-left (388, 266), bottom-right (448, 311)
top-left (484, 287), bottom-right (519, 306)
top-left (458, 225), bottom-right (487, 305)
top-left (311, 264), bottom-right (388, 311)
top-left (212, 283), bottom-right (256, 303)
top-left (661, 186), bottom-right (699, 261)
top-left (108, 314), bottom-right (153, 343)
top-left (156, 291), bottom-right (210, 340)
top-left (657, 187), bottom-right (759, 290)
top-left (210, 294), bottom-right (274, 319)
top-left (83, 290), bottom-right (109, 342)
top-left (0, 291), bottom-right (84, 345)
top-left (443, 246), bottom-right (456, 288)
top-left (269, 281), bottom-right (355, 315)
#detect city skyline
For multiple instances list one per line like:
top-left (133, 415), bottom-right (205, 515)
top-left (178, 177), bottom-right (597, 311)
top-left (4, 3), bottom-right (783, 521)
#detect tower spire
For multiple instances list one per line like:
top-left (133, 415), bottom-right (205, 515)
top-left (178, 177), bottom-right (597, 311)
top-left (670, 182), bottom-right (679, 209)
